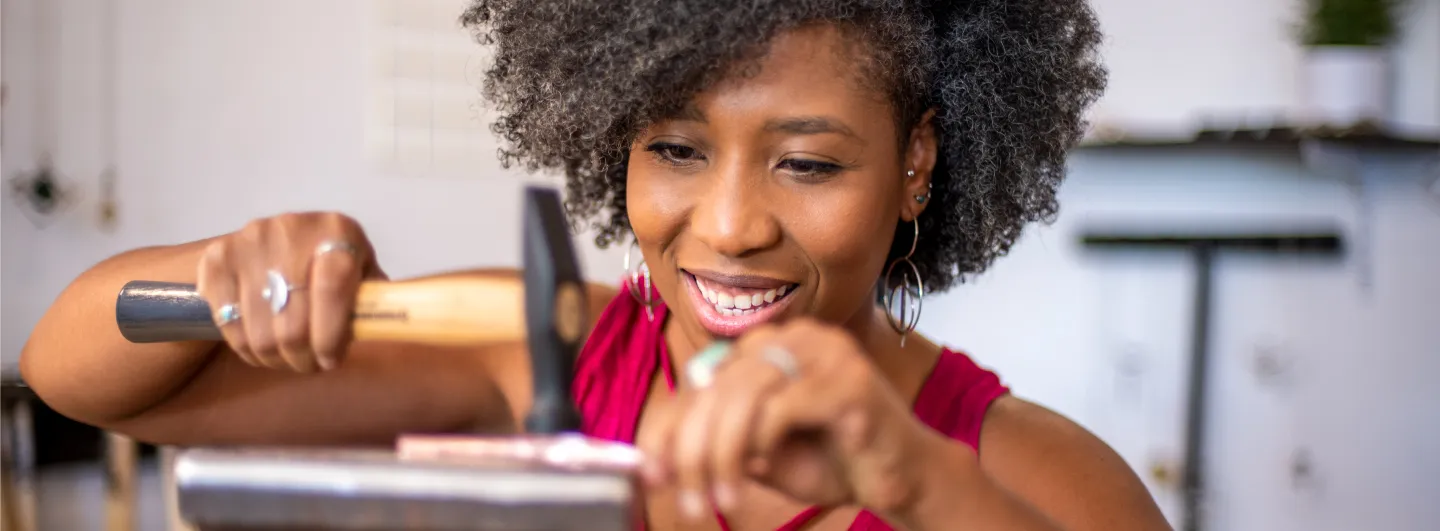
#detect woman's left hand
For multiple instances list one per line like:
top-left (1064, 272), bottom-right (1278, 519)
top-left (636, 317), bottom-right (940, 520)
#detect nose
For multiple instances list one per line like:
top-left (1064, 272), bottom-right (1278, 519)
top-left (689, 163), bottom-right (781, 258)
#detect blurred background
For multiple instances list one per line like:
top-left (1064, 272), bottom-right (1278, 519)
top-left (0, 0), bottom-right (1436, 529)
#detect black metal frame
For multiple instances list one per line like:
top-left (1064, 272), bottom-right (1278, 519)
top-left (1080, 229), bottom-right (1343, 531)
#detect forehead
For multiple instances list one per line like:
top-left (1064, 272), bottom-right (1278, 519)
top-left (682, 24), bottom-right (893, 126)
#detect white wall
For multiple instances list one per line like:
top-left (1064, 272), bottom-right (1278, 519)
top-left (2, 0), bottom-right (1438, 530)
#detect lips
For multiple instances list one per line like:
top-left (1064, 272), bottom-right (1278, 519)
top-left (682, 270), bottom-right (799, 337)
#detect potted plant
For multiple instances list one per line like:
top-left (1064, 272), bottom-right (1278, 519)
top-left (1297, 0), bottom-right (1404, 129)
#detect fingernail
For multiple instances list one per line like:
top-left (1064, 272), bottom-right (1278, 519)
top-left (713, 483), bottom-right (737, 511)
top-left (679, 490), bottom-right (705, 521)
top-left (317, 355), bottom-right (335, 371)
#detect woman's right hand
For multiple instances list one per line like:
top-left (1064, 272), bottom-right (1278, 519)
top-left (196, 212), bottom-right (386, 373)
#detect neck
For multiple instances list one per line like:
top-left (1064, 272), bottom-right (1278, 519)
top-left (850, 303), bottom-right (942, 390)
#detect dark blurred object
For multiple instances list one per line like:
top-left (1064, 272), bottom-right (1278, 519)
top-left (1298, 0), bottom-right (1401, 47)
top-left (2, 379), bottom-right (38, 531)
top-left (1080, 227), bottom-right (1345, 531)
top-left (10, 165), bottom-right (62, 214)
top-left (1083, 123), bottom-right (1440, 150)
top-left (7, 157), bottom-right (76, 228)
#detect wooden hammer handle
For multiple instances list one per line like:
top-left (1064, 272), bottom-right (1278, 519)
top-left (115, 276), bottom-right (526, 345)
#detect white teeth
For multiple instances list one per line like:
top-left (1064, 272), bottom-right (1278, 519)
top-left (695, 276), bottom-right (799, 318)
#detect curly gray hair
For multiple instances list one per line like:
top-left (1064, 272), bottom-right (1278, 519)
top-left (462, 0), bottom-right (1107, 293)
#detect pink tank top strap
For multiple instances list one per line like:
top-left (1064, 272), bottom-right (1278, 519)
top-left (571, 281), bottom-right (668, 443)
top-left (846, 348), bottom-right (1009, 530)
top-left (912, 348), bottom-right (1009, 448)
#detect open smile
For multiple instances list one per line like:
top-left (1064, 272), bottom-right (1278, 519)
top-left (682, 270), bottom-right (799, 337)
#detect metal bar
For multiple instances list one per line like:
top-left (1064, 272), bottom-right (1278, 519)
top-left (1180, 245), bottom-right (1214, 531)
top-left (104, 432), bottom-right (139, 531)
top-left (1, 396), bottom-right (38, 531)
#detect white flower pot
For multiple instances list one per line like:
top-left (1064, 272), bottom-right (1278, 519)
top-left (1301, 46), bottom-right (1390, 128)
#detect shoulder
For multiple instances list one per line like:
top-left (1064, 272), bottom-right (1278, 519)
top-left (977, 396), bottom-right (1171, 530)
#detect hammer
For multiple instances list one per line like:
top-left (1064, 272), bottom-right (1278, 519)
top-left (113, 186), bottom-right (642, 531)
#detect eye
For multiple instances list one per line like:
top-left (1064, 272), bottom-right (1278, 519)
top-left (778, 158), bottom-right (845, 182)
top-left (645, 142), bottom-right (704, 167)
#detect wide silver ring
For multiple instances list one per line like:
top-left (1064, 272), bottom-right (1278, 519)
top-left (260, 270), bottom-right (305, 314)
top-left (761, 345), bottom-right (801, 380)
top-left (215, 303), bottom-right (241, 326)
top-left (315, 239), bottom-right (360, 258)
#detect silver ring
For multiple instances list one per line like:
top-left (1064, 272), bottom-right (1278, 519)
top-left (215, 303), bottom-right (241, 326)
top-left (761, 345), bottom-right (801, 380)
top-left (315, 239), bottom-right (360, 258)
top-left (260, 270), bottom-right (304, 314)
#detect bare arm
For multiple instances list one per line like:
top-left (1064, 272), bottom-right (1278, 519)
top-left (20, 231), bottom-right (619, 447)
top-left (890, 395), bottom-right (1170, 530)
top-left (977, 396), bottom-right (1170, 529)
top-left (20, 239), bottom-right (225, 428)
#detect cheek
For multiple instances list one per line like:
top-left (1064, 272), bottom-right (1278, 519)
top-left (625, 159), bottom-right (689, 253)
top-left (787, 177), bottom-right (897, 309)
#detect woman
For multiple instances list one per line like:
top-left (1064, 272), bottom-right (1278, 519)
top-left (21, 0), bottom-right (1169, 529)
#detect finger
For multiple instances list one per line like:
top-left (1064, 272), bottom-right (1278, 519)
top-left (271, 268), bottom-right (316, 373)
top-left (670, 387), bottom-right (724, 522)
top-left (236, 241), bottom-right (286, 370)
top-left (753, 376), bottom-right (849, 458)
top-left (309, 238), bottom-right (364, 370)
top-left (196, 241), bottom-right (255, 366)
top-left (635, 395), bottom-right (683, 486)
top-left (706, 356), bottom-right (788, 512)
top-left (259, 221), bottom-right (316, 373)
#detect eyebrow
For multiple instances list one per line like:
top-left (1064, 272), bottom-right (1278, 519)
top-left (668, 106), bottom-right (863, 143)
top-left (763, 116), bottom-right (861, 141)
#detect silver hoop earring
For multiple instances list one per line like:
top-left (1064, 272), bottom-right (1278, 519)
top-left (882, 219), bottom-right (924, 346)
top-left (624, 237), bottom-right (659, 322)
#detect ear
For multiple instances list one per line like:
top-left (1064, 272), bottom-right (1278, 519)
top-left (899, 108), bottom-right (939, 222)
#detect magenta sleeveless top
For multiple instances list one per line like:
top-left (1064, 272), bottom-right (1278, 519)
top-left (572, 284), bottom-right (1009, 530)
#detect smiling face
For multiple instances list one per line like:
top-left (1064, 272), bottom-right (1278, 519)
top-left (626, 24), bottom-right (937, 345)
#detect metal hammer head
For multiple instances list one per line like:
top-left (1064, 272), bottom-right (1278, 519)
top-left (520, 186), bottom-right (587, 435)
